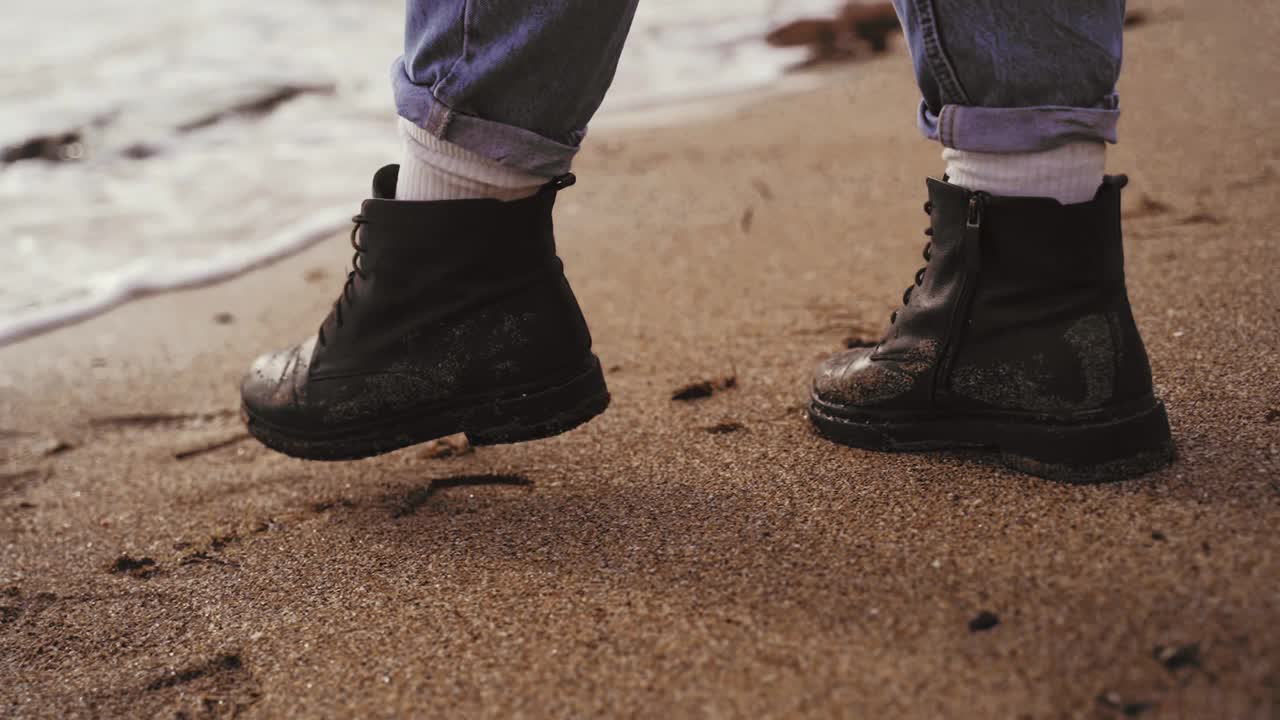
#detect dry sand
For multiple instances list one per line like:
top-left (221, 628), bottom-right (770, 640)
top-left (2, 3), bottom-right (1278, 717)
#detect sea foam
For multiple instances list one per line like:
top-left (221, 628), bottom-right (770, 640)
top-left (0, 0), bottom-right (836, 346)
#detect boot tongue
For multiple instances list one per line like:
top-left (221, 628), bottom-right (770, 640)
top-left (370, 164), bottom-right (400, 200)
top-left (925, 177), bottom-right (973, 249)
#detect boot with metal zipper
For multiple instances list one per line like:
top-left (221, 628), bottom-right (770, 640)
top-left (809, 175), bottom-right (1175, 483)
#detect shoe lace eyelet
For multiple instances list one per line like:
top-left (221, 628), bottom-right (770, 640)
top-left (318, 214), bottom-right (369, 343)
top-left (887, 220), bottom-right (936, 325)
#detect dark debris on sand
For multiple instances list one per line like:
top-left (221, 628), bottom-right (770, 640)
top-left (1096, 691), bottom-right (1155, 716)
top-left (311, 498), bottom-right (355, 513)
top-left (39, 438), bottom-right (75, 456)
top-left (144, 653), bottom-right (243, 692)
top-left (765, 3), bottom-right (900, 68)
top-left (121, 143), bottom-right (161, 160)
top-left (766, 5), bottom-right (1154, 71)
top-left (672, 375), bottom-right (738, 401)
top-left (173, 520), bottom-right (277, 567)
top-left (2, 131), bottom-right (85, 164)
top-left (1123, 10), bottom-right (1149, 27)
top-left (110, 554), bottom-right (159, 579)
top-left (704, 421), bottom-right (745, 434)
top-left (968, 610), bottom-right (1000, 632)
top-left (1153, 643), bottom-right (1202, 672)
top-left (174, 433), bottom-right (251, 461)
top-left (177, 84), bottom-right (335, 133)
top-left (844, 334), bottom-right (879, 348)
top-left (1180, 212), bottom-right (1223, 226)
top-left (1123, 194), bottom-right (1171, 219)
top-left (89, 409), bottom-right (237, 430)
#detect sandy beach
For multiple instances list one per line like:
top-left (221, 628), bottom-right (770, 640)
top-left (2, 3), bottom-right (1278, 717)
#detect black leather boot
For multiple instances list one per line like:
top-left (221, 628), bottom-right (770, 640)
top-left (240, 165), bottom-right (609, 460)
top-left (809, 176), bottom-right (1174, 482)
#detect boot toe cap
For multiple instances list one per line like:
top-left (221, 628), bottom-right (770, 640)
top-left (240, 338), bottom-right (315, 423)
top-left (812, 347), bottom-right (916, 408)
top-left (813, 348), bottom-right (872, 402)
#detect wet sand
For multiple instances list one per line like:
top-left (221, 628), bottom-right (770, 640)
top-left (2, 3), bottom-right (1278, 717)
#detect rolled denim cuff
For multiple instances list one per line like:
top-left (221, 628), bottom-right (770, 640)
top-left (917, 94), bottom-right (1121, 152)
top-left (393, 60), bottom-right (580, 177)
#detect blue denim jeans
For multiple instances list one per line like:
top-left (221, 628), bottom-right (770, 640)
top-left (392, 1), bottom-right (1123, 176)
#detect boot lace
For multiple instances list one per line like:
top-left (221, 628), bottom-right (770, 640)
top-left (890, 200), bottom-right (933, 325)
top-left (317, 214), bottom-right (369, 347)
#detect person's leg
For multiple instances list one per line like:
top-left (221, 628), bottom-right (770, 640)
top-left (241, 3), bottom-right (639, 459)
top-left (895, 0), bottom-right (1123, 202)
top-left (895, 0), bottom-right (1123, 153)
top-left (392, 0), bottom-right (640, 200)
top-left (809, 1), bottom-right (1175, 482)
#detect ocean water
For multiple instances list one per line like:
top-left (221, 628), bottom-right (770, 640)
top-left (0, 0), bottom-right (841, 345)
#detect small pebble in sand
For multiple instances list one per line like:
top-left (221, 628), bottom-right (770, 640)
top-left (1097, 691), bottom-right (1154, 716)
top-left (968, 610), bottom-right (999, 632)
top-left (1153, 642), bottom-right (1201, 671)
top-left (421, 433), bottom-right (473, 459)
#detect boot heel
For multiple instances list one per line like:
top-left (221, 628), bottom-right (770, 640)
top-left (464, 356), bottom-right (610, 447)
top-left (997, 399), bottom-right (1175, 484)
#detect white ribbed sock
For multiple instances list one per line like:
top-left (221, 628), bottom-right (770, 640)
top-left (942, 141), bottom-right (1106, 205)
top-left (395, 117), bottom-right (547, 201)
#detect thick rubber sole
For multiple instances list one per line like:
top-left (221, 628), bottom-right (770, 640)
top-left (808, 394), bottom-right (1175, 483)
top-left (243, 355), bottom-right (610, 462)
